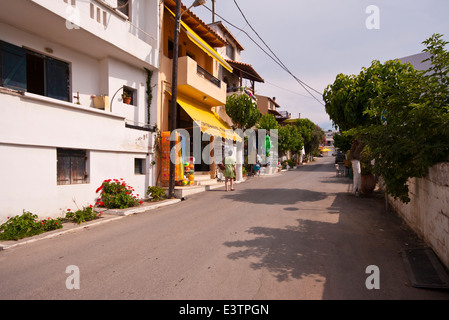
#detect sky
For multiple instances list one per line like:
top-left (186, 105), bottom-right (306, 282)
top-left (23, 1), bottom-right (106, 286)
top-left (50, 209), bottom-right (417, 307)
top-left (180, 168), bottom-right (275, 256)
top-left (190, 0), bottom-right (449, 131)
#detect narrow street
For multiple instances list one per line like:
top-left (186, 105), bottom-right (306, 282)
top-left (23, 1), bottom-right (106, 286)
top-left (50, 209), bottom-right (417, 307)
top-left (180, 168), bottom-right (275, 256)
top-left (1, 156), bottom-right (448, 301)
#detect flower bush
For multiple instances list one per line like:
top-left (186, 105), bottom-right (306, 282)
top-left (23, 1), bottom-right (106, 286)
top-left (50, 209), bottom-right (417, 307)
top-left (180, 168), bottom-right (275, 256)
top-left (64, 205), bottom-right (99, 224)
top-left (95, 179), bottom-right (142, 209)
top-left (0, 211), bottom-right (62, 241)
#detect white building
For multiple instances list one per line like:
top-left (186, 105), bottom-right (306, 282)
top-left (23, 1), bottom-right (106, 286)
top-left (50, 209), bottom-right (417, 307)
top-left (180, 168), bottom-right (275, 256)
top-left (0, 0), bottom-right (160, 222)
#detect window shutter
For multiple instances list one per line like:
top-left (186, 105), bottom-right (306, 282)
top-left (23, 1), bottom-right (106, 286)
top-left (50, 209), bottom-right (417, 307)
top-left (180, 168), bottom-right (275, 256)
top-left (0, 41), bottom-right (27, 91)
top-left (57, 149), bottom-right (87, 185)
top-left (46, 58), bottom-right (70, 102)
top-left (71, 150), bottom-right (86, 184)
top-left (57, 149), bottom-right (71, 185)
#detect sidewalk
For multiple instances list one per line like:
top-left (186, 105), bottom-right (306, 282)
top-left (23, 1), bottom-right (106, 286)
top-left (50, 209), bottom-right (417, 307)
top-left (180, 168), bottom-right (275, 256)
top-left (0, 167), bottom-right (286, 251)
top-left (0, 176), bottom-right (254, 251)
top-left (0, 198), bottom-right (181, 251)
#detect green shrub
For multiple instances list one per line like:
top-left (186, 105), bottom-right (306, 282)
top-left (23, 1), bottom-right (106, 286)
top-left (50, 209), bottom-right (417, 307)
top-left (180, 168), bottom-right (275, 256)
top-left (147, 186), bottom-right (166, 202)
top-left (0, 211), bottom-right (62, 241)
top-left (64, 206), bottom-right (99, 224)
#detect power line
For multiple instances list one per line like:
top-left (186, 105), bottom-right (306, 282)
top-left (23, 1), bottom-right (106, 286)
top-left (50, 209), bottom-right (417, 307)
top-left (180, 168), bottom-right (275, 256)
top-left (204, 1), bottom-right (324, 106)
top-left (231, 0), bottom-right (324, 106)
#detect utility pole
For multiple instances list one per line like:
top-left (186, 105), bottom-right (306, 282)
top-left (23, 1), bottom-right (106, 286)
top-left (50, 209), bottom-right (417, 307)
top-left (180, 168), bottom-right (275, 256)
top-left (168, 0), bottom-right (182, 199)
top-left (169, 0), bottom-right (207, 198)
top-left (212, 0), bottom-right (216, 23)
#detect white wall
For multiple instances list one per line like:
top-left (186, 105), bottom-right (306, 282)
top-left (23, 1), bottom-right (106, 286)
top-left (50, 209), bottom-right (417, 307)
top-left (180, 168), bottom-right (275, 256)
top-left (0, 90), bottom-right (156, 222)
top-left (0, 1), bottom-right (159, 223)
top-left (0, 144), bottom-right (155, 221)
top-left (387, 162), bottom-right (449, 269)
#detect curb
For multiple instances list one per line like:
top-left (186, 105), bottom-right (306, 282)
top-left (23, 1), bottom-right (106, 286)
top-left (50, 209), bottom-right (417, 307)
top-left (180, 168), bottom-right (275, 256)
top-left (0, 198), bottom-right (182, 251)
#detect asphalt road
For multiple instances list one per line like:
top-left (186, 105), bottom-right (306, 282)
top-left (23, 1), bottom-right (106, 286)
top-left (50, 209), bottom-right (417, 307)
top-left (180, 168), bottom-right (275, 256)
top-left (1, 156), bottom-right (448, 301)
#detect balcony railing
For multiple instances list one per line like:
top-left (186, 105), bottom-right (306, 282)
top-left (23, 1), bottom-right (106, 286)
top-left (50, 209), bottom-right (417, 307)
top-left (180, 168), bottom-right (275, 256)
top-left (226, 86), bottom-right (257, 102)
top-left (197, 65), bottom-right (221, 88)
top-left (275, 111), bottom-right (291, 119)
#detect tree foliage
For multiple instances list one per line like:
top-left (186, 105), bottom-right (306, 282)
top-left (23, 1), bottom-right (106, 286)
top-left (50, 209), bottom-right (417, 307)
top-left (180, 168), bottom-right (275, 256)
top-left (324, 33), bottom-right (449, 203)
top-left (257, 114), bottom-right (280, 131)
top-left (294, 119), bottom-right (324, 157)
top-left (278, 125), bottom-right (304, 153)
top-left (225, 93), bottom-right (261, 130)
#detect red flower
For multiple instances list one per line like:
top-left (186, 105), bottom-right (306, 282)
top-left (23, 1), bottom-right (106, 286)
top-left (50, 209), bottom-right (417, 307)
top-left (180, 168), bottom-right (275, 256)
top-left (67, 209), bottom-right (71, 212)
top-left (139, 201), bottom-right (143, 204)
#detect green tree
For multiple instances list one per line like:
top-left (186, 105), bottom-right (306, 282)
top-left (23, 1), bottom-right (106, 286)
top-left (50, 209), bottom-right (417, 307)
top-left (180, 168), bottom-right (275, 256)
top-left (354, 34), bottom-right (449, 203)
top-left (278, 125), bottom-right (303, 154)
top-left (257, 114), bottom-right (280, 131)
top-left (305, 125), bottom-right (325, 157)
top-left (333, 132), bottom-right (352, 153)
top-left (323, 56), bottom-right (413, 194)
top-left (294, 118), bottom-right (322, 159)
top-left (225, 93), bottom-right (261, 130)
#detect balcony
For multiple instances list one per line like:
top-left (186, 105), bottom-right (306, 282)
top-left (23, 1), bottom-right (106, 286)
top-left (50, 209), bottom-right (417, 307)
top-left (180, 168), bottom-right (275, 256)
top-left (176, 56), bottom-right (227, 106)
top-left (0, 0), bottom-right (159, 67)
top-left (226, 86), bottom-right (257, 103)
top-left (275, 111), bottom-right (291, 119)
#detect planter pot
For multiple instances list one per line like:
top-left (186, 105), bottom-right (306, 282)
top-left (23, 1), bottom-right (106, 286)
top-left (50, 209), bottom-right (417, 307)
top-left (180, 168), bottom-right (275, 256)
top-left (361, 174), bottom-right (376, 194)
top-left (123, 97), bottom-right (131, 104)
top-left (93, 95), bottom-right (110, 111)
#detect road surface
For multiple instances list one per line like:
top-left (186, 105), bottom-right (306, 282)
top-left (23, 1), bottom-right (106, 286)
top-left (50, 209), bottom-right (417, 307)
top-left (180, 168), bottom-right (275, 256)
top-left (1, 156), bottom-right (448, 301)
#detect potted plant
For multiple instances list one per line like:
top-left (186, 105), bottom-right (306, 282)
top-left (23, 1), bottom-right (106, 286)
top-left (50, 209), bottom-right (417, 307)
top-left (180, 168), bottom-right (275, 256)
top-left (122, 91), bottom-right (132, 104)
top-left (360, 146), bottom-right (376, 194)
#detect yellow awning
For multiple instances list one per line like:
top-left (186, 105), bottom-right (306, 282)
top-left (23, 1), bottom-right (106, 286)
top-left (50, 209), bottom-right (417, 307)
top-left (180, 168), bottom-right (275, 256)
top-left (176, 95), bottom-right (241, 142)
top-left (166, 6), bottom-right (233, 73)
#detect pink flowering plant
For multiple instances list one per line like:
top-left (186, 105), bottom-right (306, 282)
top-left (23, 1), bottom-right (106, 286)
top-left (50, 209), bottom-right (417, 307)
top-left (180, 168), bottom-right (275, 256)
top-left (0, 211), bottom-right (62, 241)
top-left (95, 179), bottom-right (143, 209)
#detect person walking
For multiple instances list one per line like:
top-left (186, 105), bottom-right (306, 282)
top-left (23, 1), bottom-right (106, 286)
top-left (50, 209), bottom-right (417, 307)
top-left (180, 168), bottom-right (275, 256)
top-left (223, 150), bottom-right (236, 191)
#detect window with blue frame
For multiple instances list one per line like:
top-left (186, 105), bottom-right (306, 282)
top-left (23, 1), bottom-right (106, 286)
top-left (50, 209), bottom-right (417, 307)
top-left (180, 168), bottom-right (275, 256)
top-left (0, 40), bottom-right (70, 102)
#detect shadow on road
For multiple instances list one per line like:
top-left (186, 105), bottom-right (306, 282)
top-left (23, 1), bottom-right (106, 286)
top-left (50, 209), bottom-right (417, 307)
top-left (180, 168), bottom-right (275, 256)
top-left (222, 188), bottom-right (328, 205)
top-left (222, 192), bottom-right (449, 299)
top-left (295, 162), bottom-right (336, 173)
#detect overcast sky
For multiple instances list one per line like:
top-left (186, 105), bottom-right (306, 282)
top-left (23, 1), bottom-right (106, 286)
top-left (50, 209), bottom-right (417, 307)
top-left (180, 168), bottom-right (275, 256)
top-left (191, 0), bottom-right (449, 130)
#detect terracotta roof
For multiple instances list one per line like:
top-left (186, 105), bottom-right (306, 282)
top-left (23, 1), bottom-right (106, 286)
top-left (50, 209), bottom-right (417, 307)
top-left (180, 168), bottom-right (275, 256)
top-left (225, 59), bottom-right (264, 83)
top-left (164, 0), bottom-right (227, 47)
top-left (208, 21), bottom-right (245, 51)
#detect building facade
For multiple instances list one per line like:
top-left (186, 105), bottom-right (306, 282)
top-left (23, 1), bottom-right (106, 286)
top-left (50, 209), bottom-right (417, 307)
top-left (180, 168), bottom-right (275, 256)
top-left (0, 0), bottom-right (160, 222)
top-left (156, 0), bottom-right (239, 184)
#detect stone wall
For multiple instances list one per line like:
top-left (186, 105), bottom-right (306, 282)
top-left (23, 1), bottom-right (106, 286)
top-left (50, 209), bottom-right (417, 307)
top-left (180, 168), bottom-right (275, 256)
top-left (387, 162), bottom-right (449, 269)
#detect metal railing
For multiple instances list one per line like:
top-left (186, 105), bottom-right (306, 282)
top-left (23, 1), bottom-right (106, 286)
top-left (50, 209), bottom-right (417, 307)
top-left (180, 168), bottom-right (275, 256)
top-left (275, 111), bottom-right (291, 119)
top-left (197, 65), bottom-right (221, 88)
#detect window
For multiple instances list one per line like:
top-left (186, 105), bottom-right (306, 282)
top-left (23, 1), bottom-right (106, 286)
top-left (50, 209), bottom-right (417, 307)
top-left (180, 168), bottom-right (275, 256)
top-left (57, 149), bottom-right (88, 185)
top-left (134, 158), bottom-right (145, 175)
top-left (117, 0), bottom-right (129, 17)
top-left (0, 41), bottom-right (27, 91)
top-left (226, 45), bottom-right (235, 60)
top-left (167, 39), bottom-right (181, 59)
top-left (122, 86), bottom-right (136, 106)
top-left (0, 40), bottom-right (71, 102)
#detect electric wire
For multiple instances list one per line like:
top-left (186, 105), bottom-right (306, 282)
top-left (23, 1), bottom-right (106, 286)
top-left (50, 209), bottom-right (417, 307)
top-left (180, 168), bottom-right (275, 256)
top-left (232, 0), bottom-right (322, 96)
top-left (203, 4), bottom-right (324, 106)
top-left (231, 0), bottom-right (324, 105)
